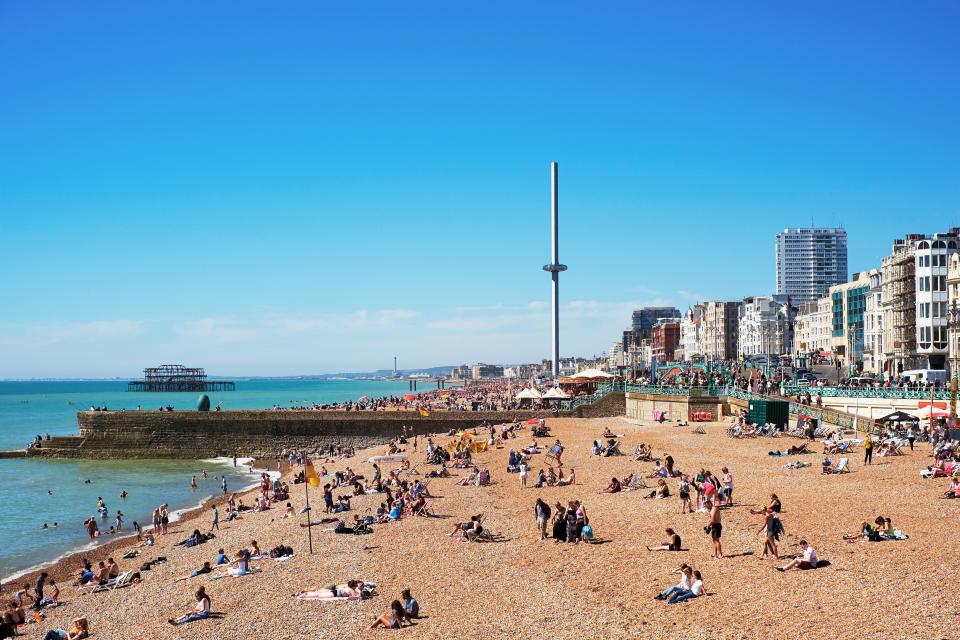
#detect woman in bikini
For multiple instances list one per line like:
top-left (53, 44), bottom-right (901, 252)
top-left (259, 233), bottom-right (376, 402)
top-left (371, 600), bottom-right (412, 629)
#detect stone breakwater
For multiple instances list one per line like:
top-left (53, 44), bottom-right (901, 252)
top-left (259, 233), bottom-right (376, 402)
top-left (20, 409), bottom-right (558, 459)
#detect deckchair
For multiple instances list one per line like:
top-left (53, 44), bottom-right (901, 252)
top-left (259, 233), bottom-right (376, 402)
top-left (829, 458), bottom-right (849, 474)
top-left (693, 424), bottom-right (706, 434)
top-left (89, 570), bottom-right (134, 593)
top-left (633, 445), bottom-right (652, 461)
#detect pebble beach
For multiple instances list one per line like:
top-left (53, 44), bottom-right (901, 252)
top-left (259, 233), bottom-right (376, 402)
top-left (5, 416), bottom-right (957, 639)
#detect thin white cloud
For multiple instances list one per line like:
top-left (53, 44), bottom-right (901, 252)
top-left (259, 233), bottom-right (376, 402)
top-left (27, 319), bottom-right (144, 344)
top-left (176, 317), bottom-right (258, 343)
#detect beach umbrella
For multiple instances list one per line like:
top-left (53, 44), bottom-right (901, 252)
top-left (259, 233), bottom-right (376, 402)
top-left (875, 410), bottom-right (918, 423)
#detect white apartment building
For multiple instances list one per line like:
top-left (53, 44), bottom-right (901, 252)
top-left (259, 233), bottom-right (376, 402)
top-left (948, 253), bottom-right (960, 375)
top-left (914, 231), bottom-right (959, 369)
top-left (679, 304), bottom-right (704, 362)
top-left (863, 269), bottom-right (884, 375)
top-left (794, 297), bottom-right (832, 355)
top-left (608, 342), bottom-right (623, 369)
top-left (775, 227), bottom-right (848, 301)
top-left (738, 296), bottom-right (793, 358)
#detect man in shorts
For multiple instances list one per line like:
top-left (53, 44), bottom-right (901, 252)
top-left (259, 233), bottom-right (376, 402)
top-left (705, 499), bottom-right (723, 558)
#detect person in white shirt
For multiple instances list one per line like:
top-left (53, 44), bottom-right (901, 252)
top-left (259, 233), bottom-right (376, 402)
top-left (778, 540), bottom-right (818, 571)
top-left (655, 564), bottom-right (692, 600)
top-left (667, 570), bottom-right (704, 604)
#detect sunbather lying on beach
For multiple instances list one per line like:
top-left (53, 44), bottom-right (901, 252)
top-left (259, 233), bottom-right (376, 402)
top-left (42, 616), bottom-right (88, 639)
top-left (174, 562), bottom-right (212, 583)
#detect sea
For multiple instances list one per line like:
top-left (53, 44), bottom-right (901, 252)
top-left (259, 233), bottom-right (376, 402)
top-left (0, 378), bottom-right (420, 582)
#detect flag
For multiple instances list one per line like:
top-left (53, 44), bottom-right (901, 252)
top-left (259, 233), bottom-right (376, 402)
top-left (419, 407), bottom-right (430, 417)
top-left (304, 457), bottom-right (321, 488)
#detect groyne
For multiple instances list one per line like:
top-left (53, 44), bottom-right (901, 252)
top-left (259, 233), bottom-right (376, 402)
top-left (15, 409), bottom-right (556, 459)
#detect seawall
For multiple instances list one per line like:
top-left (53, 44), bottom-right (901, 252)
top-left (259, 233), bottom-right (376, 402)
top-left (23, 410), bottom-right (558, 459)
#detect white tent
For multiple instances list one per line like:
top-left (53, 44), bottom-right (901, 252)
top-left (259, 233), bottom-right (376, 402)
top-left (542, 387), bottom-right (569, 399)
top-left (570, 368), bottom-right (614, 379)
top-left (514, 387), bottom-right (543, 399)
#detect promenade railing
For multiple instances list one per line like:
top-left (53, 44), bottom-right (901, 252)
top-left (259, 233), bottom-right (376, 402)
top-left (782, 386), bottom-right (950, 401)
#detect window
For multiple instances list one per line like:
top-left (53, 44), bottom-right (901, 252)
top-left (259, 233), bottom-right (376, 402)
top-left (933, 275), bottom-right (946, 291)
top-left (919, 303), bottom-right (930, 318)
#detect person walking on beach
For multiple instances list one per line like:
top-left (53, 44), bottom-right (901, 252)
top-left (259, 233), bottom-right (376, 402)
top-left (160, 505), bottom-right (169, 535)
top-left (864, 432), bottom-right (873, 465)
top-left (757, 508), bottom-right (780, 559)
top-left (534, 498), bottom-right (551, 540)
top-left (705, 499), bottom-right (723, 559)
top-left (211, 505), bottom-right (219, 531)
top-left (519, 460), bottom-right (529, 489)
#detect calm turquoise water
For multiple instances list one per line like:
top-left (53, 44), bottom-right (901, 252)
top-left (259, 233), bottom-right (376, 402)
top-left (0, 379), bottom-right (420, 580)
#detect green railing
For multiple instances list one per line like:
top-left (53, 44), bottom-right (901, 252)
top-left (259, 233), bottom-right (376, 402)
top-left (562, 381), bottom-right (623, 410)
top-left (783, 386), bottom-right (950, 401)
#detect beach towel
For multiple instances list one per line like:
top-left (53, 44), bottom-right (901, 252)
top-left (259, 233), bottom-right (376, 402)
top-left (297, 582), bottom-right (376, 601)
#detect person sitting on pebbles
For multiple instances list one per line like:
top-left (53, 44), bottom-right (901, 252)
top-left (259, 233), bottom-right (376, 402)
top-left (371, 600), bottom-right (413, 629)
top-left (168, 587), bottom-right (211, 625)
top-left (777, 540), bottom-right (818, 571)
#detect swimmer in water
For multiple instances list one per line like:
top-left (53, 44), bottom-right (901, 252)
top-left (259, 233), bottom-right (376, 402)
top-left (48, 490), bottom-right (53, 495)
top-left (42, 522), bottom-right (48, 529)
top-left (84, 479), bottom-right (91, 484)
top-left (120, 490), bottom-right (128, 499)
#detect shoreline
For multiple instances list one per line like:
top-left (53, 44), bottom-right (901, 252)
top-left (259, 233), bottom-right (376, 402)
top-left (0, 458), bottom-right (278, 591)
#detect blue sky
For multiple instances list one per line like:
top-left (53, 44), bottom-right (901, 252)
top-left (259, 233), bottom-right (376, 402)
top-left (1, 1), bottom-right (958, 377)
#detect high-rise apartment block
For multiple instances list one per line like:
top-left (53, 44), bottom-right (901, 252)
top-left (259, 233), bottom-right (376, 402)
top-left (775, 228), bottom-right (848, 301)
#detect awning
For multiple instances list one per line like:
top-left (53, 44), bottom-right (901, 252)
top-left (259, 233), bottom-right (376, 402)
top-left (514, 388), bottom-right (543, 399)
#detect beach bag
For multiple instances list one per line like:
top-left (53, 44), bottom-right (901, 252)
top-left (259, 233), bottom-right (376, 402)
top-left (581, 524), bottom-right (593, 540)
